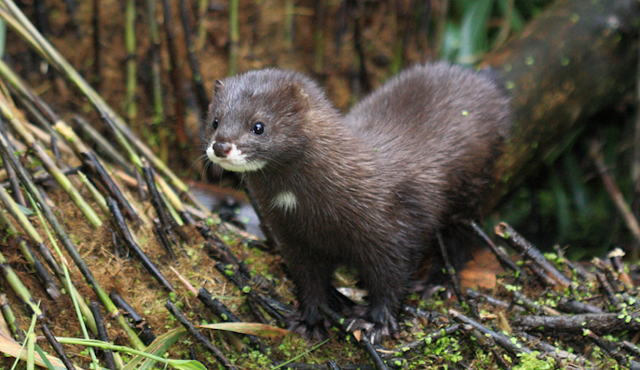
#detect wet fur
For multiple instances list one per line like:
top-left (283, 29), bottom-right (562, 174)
top-left (206, 62), bottom-right (511, 341)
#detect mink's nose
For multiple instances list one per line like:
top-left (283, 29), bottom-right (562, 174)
top-left (213, 142), bottom-right (232, 158)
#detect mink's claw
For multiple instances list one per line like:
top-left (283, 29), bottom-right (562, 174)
top-left (344, 314), bottom-right (399, 344)
top-left (344, 318), bottom-right (374, 333)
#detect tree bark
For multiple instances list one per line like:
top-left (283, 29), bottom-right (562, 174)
top-left (481, 0), bottom-right (640, 212)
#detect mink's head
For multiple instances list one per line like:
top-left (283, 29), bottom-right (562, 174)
top-left (206, 69), bottom-right (323, 173)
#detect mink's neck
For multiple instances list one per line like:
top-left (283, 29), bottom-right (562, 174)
top-left (245, 106), bottom-right (375, 199)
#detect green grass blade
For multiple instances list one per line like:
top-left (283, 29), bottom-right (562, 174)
top-left (197, 322), bottom-right (292, 338)
top-left (121, 328), bottom-right (187, 370)
top-left (456, 0), bottom-right (494, 64)
top-left (34, 344), bottom-right (56, 370)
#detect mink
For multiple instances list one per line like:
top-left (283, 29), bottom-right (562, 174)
top-left (205, 62), bottom-right (511, 342)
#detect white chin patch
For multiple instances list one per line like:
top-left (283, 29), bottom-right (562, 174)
top-left (272, 191), bottom-right (297, 212)
top-left (206, 142), bottom-right (266, 172)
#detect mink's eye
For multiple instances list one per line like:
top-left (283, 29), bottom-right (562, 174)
top-left (212, 117), bottom-right (219, 130)
top-left (251, 122), bottom-right (265, 135)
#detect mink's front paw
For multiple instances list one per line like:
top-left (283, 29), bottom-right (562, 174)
top-left (286, 312), bottom-right (330, 342)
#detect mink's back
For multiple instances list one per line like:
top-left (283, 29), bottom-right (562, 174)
top-left (344, 62), bottom-right (511, 218)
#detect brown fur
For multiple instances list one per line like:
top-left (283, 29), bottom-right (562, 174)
top-left (206, 62), bottom-right (511, 341)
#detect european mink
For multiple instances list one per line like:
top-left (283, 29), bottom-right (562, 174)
top-left (206, 62), bottom-right (511, 342)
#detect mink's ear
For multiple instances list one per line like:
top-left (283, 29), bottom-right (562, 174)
top-left (210, 79), bottom-right (225, 110)
top-left (214, 79), bottom-right (224, 96)
top-left (282, 82), bottom-right (309, 113)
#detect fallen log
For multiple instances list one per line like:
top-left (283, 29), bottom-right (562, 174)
top-left (482, 0), bottom-right (640, 212)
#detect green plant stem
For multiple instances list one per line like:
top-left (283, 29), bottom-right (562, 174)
top-left (228, 0), bottom-right (239, 75)
top-left (78, 171), bottom-right (108, 213)
top-left (313, 0), bottom-right (325, 74)
top-left (155, 173), bottom-right (185, 225)
top-left (145, 0), bottom-right (164, 128)
top-left (283, 0), bottom-right (294, 51)
top-left (125, 0), bottom-right (138, 126)
top-left (56, 337), bottom-right (206, 370)
top-left (0, 251), bottom-right (42, 318)
top-left (11, 312), bottom-right (37, 370)
top-left (196, 0), bottom-right (208, 50)
top-left (58, 338), bottom-right (166, 362)
top-left (26, 332), bottom-right (35, 370)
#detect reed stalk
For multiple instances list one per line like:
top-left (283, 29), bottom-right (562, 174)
top-left (0, 250), bottom-right (42, 318)
top-left (0, 1), bottom-right (204, 211)
top-left (89, 302), bottom-right (118, 370)
top-left (0, 142), bottom-right (24, 206)
top-left (283, 0), bottom-right (294, 52)
top-left (196, 0), bottom-right (208, 51)
top-left (229, 0), bottom-right (239, 75)
top-left (313, 0), bottom-right (325, 74)
top-left (0, 202), bottom-right (60, 300)
top-left (390, 0), bottom-right (404, 74)
top-left (6, 86), bottom-right (53, 136)
top-left (107, 197), bottom-right (175, 292)
top-left (41, 324), bottom-right (76, 370)
top-left (92, 0), bottom-right (101, 88)
top-left (72, 115), bottom-right (132, 173)
top-left (125, 0), bottom-right (138, 125)
top-left (178, 0), bottom-right (209, 115)
top-left (0, 294), bottom-right (24, 341)
top-left (155, 173), bottom-right (186, 225)
top-left (53, 120), bottom-right (146, 226)
top-left (160, 0), bottom-right (187, 155)
top-left (0, 173), bottom-right (62, 276)
top-left (77, 171), bottom-right (107, 213)
top-left (26, 331), bottom-right (35, 370)
top-left (143, 164), bottom-right (177, 240)
top-left (0, 96), bottom-right (103, 228)
top-left (0, 162), bottom-right (100, 336)
top-left (165, 300), bottom-right (236, 369)
top-left (352, 6), bottom-right (370, 94)
top-left (0, 305), bottom-right (11, 339)
top-left (145, 0), bottom-right (165, 135)
top-left (0, 117), bottom-right (145, 350)
top-left (0, 60), bottom-right (146, 226)
top-left (30, 193), bottom-right (101, 369)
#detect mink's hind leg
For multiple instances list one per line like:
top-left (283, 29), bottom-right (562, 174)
top-left (415, 221), bottom-right (479, 297)
top-left (285, 256), bottom-right (336, 341)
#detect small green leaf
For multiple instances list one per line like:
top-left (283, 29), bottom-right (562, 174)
top-left (16, 203), bottom-right (34, 216)
top-left (168, 359), bottom-right (208, 370)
